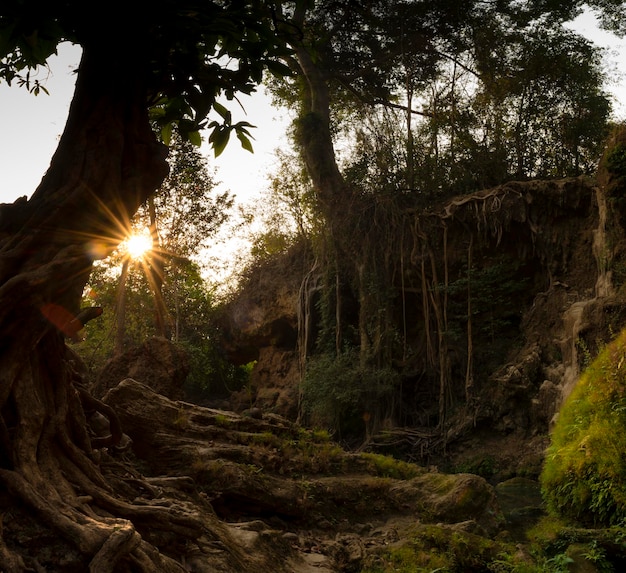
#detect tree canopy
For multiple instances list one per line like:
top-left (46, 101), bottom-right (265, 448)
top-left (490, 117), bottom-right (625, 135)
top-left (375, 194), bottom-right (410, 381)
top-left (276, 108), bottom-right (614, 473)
top-left (0, 1), bottom-right (291, 149)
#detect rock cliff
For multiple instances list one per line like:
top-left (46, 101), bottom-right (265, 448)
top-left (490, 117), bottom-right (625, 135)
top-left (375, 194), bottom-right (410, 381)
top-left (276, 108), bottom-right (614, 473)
top-left (220, 128), bottom-right (626, 478)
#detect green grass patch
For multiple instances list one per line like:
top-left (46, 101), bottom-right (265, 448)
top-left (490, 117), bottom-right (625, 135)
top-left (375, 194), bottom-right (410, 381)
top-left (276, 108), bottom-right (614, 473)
top-left (359, 452), bottom-right (423, 480)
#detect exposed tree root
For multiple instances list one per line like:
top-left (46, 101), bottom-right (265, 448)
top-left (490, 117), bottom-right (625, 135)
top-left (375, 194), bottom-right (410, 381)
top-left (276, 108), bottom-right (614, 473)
top-left (88, 523), bottom-right (140, 573)
top-left (78, 387), bottom-right (124, 449)
top-left (0, 532), bottom-right (26, 573)
top-left (0, 446), bottom-right (203, 571)
top-left (0, 41), bottom-right (198, 569)
top-left (0, 468), bottom-right (107, 555)
top-left (0, 331), bottom-right (205, 571)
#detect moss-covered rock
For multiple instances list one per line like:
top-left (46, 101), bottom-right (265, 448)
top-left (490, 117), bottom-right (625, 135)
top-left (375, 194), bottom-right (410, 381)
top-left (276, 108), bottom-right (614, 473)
top-left (541, 328), bottom-right (626, 525)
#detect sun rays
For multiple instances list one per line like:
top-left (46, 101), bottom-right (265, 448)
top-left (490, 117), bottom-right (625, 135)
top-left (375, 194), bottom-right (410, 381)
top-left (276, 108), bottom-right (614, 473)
top-left (124, 231), bottom-right (153, 260)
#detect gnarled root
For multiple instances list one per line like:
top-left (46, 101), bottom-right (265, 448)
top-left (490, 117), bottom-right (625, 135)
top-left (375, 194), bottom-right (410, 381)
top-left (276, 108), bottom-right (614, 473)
top-left (88, 523), bottom-right (140, 573)
top-left (0, 336), bottom-right (202, 571)
top-left (0, 533), bottom-right (27, 573)
top-left (0, 461), bottom-right (199, 571)
top-left (78, 387), bottom-right (125, 450)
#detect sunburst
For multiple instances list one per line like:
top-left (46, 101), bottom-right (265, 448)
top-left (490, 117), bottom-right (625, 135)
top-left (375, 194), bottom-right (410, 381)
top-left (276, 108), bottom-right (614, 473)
top-left (125, 232), bottom-right (153, 260)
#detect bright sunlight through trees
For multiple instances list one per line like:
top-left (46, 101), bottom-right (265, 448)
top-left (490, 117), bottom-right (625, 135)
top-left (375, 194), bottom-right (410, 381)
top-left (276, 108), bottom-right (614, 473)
top-left (124, 231), bottom-right (153, 260)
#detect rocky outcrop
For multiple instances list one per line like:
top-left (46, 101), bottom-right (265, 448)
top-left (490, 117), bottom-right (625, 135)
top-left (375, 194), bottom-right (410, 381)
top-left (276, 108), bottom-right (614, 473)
top-left (221, 243), bottom-right (307, 416)
top-left (98, 378), bottom-right (505, 571)
top-left (92, 336), bottom-right (189, 400)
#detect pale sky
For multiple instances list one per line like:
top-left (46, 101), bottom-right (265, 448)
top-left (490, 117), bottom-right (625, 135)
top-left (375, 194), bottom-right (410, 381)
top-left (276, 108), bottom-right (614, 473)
top-left (0, 11), bottom-right (625, 207)
top-left (0, 42), bottom-right (291, 206)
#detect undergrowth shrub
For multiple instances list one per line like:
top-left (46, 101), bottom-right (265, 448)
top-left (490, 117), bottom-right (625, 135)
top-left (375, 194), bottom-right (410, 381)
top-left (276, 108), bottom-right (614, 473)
top-left (301, 350), bottom-right (399, 439)
top-left (541, 328), bottom-right (626, 526)
top-left (606, 142), bottom-right (626, 181)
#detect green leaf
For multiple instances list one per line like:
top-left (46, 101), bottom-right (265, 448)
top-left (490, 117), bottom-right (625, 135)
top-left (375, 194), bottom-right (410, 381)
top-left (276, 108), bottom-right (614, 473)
top-left (30, 82), bottom-right (49, 96)
top-left (209, 126), bottom-right (230, 157)
top-left (264, 59), bottom-right (292, 78)
top-left (234, 120), bottom-right (256, 129)
top-left (236, 130), bottom-right (254, 153)
top-left (213, 101), bottom-right (232, 124)
top-left (188, 130), bottom-right (202, 147)
top-left (161, 123), bottom-right (173, 146)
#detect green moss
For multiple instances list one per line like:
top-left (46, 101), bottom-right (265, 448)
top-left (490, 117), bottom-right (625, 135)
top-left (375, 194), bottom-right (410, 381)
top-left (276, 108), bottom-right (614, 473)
top-left (525, 515), bottom-right (569, 547)
top-left (541, 328), bottom-right (626, 525)
top-left (525, 516), bottom-right (626, 572)
top-left (364, 517), bottom-right (624, 573)
top-left (310, 428), bottom-right (332, 442)
top-left (361, 542), bottom-right (449, 573)
top-left (361, 524), bottom-right (505, 572)
top-left (250, 431), bottom-right (283, 449)
top-left (359, 452), bottom-right (423, 480)
top-left (213, 413), bottom-right (231, 427)
top-left (237, 425), bottom-right (346, 476)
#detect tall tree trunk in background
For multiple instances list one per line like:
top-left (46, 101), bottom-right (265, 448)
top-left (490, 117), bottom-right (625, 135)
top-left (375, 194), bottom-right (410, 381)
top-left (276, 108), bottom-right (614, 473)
top-left (289, 7), bottom-right (347, 217)
top-left (0, 36), bottom-right (191, 569)
top-left (114, 258), bottom-right (130, 356)
top-left (288, 8), bottom-right (356, 358)
top-left (288, 6), bottom-right (405, 371)
top-left (147, 195), bottom-right (170, 338)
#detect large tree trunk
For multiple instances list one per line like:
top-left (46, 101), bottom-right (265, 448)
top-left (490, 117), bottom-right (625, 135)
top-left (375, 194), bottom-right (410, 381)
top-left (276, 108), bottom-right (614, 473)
top-left (290, 10), bottom-right (400, 371)
top-left (291, 44), bottom-right (346, 217)
top-left (0, 37), bottom-right (204, 570)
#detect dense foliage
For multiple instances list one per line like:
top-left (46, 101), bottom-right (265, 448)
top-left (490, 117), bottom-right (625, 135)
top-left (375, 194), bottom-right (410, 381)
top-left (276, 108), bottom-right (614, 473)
top-left (0, 0), bottom-right (292, 149)
top-left (79, 256), bottom-right (251, 398)
top-left (302, 349), bottom-right (401, 439)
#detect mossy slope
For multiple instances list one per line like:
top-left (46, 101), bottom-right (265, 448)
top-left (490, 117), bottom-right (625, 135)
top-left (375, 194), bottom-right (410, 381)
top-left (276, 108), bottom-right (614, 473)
top-left (542, 328), bottom-right (626, 525)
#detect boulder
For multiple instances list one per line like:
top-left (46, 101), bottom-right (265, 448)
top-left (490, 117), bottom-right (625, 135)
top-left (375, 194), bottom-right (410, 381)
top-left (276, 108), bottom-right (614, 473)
top-left (92, 336), bottom-right (189, 400)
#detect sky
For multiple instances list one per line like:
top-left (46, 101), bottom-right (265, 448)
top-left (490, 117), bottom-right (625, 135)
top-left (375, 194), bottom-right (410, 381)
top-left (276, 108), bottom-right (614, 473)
top-left (0, 11), bottom-right (625, 210)
top-left (0, 42), bottom-right (292, 206)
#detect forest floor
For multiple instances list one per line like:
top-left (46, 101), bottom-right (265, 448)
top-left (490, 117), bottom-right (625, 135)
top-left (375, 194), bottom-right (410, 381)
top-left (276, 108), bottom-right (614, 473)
top-left (9, 374), bottom-right (625, 571)
top-left (49, 379), bottom-right (571, 571)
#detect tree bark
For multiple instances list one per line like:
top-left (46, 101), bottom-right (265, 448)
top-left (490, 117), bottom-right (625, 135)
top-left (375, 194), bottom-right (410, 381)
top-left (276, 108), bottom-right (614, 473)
top-left (287, 9), bottom-right (359, 361)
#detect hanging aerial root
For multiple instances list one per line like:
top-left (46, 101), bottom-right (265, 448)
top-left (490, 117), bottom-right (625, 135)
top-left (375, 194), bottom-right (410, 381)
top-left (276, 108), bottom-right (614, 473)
top-left (439, 184), bottom-right (524, 245)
